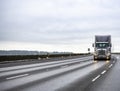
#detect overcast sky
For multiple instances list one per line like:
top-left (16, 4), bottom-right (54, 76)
top-left (0, 0), bottom-right (120, 53)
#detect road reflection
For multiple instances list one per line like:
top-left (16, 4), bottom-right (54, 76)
top-left (93, 60), bottom-right (110, 69)
top-left (106, 60), bottom-right (110, 63)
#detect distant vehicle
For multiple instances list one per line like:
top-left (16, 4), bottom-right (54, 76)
top-left (92, 35), bottom-right (112, 60)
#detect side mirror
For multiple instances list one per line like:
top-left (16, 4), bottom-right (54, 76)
top-left (92, 43), bottom-right (94, 47)
top-left (110, 44), bottom-right (112, 47)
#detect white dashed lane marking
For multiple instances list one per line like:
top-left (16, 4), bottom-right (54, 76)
top-left (92, 75), bottom-right (101, 82)
top-left (101, 70), bottom-right (107, 75)
top-left (61, 65), bottom-right (68, 68)
top-left (109, 64), bottom-right (113, 68)
top-left (92, 60), bottom-right (116, 82)
top-left (6, 74), bottom-right (29, 80)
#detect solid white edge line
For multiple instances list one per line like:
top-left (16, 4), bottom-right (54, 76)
top-left (92, 75), bottom-right (101, 82)
top-left (61, 65), bottom-right (68, 68)
top-left (6, 74), bottom-right (29, 80)
top-left (101, 70), bottom-right (106, 75)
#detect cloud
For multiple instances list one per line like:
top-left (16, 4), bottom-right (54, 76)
top-left (0, 0), bottom-right (120, 52)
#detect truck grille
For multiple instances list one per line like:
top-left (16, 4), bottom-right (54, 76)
top-left (98, 50), bottom-right (105, 55)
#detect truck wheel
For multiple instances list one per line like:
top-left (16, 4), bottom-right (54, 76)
top-left (94, 56), bottom-right (97, 60)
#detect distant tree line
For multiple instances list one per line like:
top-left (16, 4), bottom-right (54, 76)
top-left (0, 50), bottom-right (73, 56)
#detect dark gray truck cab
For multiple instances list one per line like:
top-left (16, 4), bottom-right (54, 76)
top-left (93, 35), bottom-right (112, 60)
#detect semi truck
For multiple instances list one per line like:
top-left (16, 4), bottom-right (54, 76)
top-left (93, 35), bottom-right (112, 60)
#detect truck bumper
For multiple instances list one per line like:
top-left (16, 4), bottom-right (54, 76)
top-left (94, 55), bottom-right (111, 60)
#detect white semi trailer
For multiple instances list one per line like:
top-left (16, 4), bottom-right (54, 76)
top-left (93, 35), bottom-right (112, 60)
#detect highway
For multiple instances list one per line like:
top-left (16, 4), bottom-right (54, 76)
top-left (0, 55), bottom-right (118, 91)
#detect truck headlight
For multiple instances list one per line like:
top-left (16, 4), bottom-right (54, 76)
top-left (107, 53), bottom-right (110, 56)
top-left (106, 52), bottom-right (110, 56)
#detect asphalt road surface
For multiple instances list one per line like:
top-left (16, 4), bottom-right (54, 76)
top-left (0, 55), bottom-right (119, 91)
top-left (84, 55), bottom-right (120, 91)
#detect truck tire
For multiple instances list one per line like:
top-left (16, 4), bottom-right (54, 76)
top-left (94, 56), bottom-right (97, 60)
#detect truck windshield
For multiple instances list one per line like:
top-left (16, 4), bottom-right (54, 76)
top-left (96, 43), bottom-right (109, 48)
